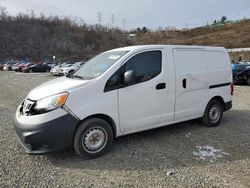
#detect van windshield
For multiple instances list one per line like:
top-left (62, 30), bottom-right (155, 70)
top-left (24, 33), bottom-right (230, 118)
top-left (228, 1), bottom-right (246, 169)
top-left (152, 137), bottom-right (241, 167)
top-left (72, 51), bottom-right (128, 80)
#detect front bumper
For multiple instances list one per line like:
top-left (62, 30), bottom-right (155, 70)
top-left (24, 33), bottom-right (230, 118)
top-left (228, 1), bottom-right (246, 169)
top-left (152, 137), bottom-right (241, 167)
top-left (58, 71), bottom-right (64, 76)
top-left (13, 106), bottom-right (79, 154)
top-left (50, 70), bottom-right (59, 75)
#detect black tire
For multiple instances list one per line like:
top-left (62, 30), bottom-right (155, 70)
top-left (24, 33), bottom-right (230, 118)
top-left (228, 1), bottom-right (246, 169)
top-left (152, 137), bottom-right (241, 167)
top-left (29, 69), bottom-right (32, 73)
top-left (74, 118), bottom-right (113, 159)
top-left (68, 70), bottom-right (74, 76)
top-left (201, 99), bottom-right (223, 127)
top-left (247, 78), bottom-right (250, 86)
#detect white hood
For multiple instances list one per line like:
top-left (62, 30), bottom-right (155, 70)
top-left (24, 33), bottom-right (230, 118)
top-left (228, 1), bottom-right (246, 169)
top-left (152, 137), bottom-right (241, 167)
top-left (27, 77), bottom-right (89, 100)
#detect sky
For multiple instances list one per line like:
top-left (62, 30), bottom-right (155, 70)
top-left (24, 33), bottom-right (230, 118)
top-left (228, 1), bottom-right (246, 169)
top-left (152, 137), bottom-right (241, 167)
top-left (1, 0), bottom-right (250, 30)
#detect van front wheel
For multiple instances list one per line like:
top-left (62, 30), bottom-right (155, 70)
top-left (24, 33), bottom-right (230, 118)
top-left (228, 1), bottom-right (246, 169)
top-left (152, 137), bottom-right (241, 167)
top-left (202, 99), bottom-right (223, 127)
top-left (74, 118), bottom-right (113, 159)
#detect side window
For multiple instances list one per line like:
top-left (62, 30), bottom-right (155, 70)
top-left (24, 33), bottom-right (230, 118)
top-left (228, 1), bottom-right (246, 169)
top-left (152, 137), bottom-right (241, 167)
top-left (104, 50), bottom-right (162, 92)
top-left (105, 72), bottom-right (119, 89)
top-left (104, 67), bottom-right (124, 92)
top-left (125, 51), bottom-right (162, 83)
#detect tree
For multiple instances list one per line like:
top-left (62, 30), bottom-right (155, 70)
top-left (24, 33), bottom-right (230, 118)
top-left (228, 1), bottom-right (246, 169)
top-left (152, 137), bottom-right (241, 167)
top-left (221, 16), bottom-right (227, 23)
top-left (0, 6), bottom-right (9, 20)
top-left (142, 26), bottom-right (148, 33)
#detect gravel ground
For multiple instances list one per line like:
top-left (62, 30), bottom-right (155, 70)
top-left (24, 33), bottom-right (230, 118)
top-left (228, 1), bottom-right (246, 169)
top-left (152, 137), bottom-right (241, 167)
top-left (0, 71), bottom-right (250, 188)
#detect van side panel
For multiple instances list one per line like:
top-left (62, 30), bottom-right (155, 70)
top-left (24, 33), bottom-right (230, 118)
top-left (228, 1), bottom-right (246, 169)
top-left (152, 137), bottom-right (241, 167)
top-left (205, 50), bottom-right (232, 103)
top-left (173, 49), bottom-right (209, 121)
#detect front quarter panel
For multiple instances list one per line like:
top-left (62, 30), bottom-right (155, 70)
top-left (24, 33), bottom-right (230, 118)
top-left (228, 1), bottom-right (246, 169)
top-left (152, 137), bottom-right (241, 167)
top-left (64, 80), bottom-right (120, 136)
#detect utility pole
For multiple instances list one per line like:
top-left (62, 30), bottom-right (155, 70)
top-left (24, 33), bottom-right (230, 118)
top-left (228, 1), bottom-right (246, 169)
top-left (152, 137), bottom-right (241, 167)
top-left (97, 11), bottom-right (102, 26)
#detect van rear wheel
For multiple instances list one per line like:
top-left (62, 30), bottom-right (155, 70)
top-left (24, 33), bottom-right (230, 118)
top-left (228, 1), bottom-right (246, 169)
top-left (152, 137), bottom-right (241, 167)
top-left (202, 99), bottom-right (223, 127)
top-left (74, 118), bottom-right (113, 159)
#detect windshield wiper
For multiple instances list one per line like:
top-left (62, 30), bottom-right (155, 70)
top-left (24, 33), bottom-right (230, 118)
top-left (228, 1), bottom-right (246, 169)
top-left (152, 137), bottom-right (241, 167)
top-left (71, 74), bottom-right (93, 80)
top-left (73, 75), bottom-right (84, 79)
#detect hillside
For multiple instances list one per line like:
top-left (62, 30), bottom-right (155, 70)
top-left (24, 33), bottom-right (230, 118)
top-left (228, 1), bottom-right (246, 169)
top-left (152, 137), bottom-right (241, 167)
top-left (0, 7), bottom-right (132, 61)
top-left (0, 5), bottom-right (250, 61)
top-left (135, 19), bottom-right (250, 49)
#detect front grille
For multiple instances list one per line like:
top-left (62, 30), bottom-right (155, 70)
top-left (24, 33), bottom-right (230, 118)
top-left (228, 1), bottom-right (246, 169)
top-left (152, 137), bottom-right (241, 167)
top-left (22, 99), bottom-right (35, 115)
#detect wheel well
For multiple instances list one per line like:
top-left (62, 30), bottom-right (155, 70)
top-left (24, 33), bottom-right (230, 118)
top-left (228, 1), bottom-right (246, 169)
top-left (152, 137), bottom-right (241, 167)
top-left (76, 114), bottom-right (117, 138)
top-left (209, 96), bottom-right (225, 111)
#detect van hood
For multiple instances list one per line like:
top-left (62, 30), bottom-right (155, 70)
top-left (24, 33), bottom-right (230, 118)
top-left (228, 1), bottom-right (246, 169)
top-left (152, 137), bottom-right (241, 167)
top-left (27, 77), bottom-right (89, 100)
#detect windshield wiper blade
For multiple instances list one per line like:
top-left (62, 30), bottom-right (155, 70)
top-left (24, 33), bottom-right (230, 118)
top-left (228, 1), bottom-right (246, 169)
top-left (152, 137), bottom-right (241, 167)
top-left (73, 75), bottom-right (84, 79)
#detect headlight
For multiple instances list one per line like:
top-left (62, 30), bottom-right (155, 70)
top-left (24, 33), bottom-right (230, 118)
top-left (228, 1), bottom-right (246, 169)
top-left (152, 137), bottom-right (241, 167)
top-left (32, 92), bottom-right (68, 114)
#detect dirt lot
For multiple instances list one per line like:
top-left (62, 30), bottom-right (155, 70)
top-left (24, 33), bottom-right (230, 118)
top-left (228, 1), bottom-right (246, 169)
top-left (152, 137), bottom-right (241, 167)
top-left (0, 71), bottom-right (250, 187)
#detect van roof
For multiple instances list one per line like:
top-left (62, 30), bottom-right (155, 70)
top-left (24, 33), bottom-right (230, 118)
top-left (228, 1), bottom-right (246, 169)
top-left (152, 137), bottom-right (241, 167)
top-left (109, 45), bottom-right (226, 52)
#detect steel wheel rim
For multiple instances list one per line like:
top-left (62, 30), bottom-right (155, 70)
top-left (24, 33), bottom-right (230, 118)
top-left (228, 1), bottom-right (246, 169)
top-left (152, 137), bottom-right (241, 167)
top-left (82, 127), bottom-right (107, 153)
top-left (209, 104), bottom-right (220, 123)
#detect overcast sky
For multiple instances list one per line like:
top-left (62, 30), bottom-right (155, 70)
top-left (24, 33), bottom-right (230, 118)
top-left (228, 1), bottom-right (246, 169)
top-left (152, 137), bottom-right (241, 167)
top-left (1, 0), bottom-right (250, 30)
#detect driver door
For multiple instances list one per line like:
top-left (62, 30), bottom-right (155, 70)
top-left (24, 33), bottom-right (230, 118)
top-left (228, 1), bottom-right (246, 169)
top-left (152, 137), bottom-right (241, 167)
top-left (118, 50), bottom-right (173, 134)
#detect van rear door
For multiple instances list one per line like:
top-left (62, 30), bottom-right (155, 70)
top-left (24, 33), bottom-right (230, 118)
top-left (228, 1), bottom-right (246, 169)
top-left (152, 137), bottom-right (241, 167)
top-left (173, 49), bottom-right (209, 121)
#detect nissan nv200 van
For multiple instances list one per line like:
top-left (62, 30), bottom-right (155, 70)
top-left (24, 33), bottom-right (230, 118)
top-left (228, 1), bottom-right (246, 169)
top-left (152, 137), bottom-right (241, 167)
top-left (13, 45), bottom-right (233, 159)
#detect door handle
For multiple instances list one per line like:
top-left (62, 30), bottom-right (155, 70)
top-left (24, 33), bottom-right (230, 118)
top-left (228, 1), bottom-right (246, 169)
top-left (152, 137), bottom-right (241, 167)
top-left (182, 79), bottom-right (187, 89)
top-left (156, 83), bottom-right (166, 90)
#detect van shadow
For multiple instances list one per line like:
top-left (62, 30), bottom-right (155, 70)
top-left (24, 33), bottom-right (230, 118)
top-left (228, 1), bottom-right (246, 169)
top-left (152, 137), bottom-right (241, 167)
top-left (47, 109), bottom-right (250, 171)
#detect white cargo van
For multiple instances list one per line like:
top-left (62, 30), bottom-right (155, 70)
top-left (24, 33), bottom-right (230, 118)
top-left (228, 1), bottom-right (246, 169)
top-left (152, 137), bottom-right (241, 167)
top-left (13, 45), bottom-right (233, 159)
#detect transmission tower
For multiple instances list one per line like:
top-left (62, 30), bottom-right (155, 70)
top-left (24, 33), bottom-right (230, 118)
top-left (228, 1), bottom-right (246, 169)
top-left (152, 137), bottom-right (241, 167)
top-left (111, 14), bottom-right (115, 27)
top-left (97, 11), bottom-right (102, 25)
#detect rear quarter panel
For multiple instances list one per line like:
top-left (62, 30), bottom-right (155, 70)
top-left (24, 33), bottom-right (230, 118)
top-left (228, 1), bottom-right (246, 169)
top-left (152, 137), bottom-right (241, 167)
top-left (205, 49), bottom-right (232, 103)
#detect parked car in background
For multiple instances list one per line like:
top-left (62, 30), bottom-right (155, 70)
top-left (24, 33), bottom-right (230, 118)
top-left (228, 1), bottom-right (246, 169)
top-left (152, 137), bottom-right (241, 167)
top-left (10, 63), bottom-right (19, 70)
top-left (2, 60), bottom-right (20, 71)
top-left (47, 64), bottom-right (56, 68)
top-left (3, 64), bottom-right (12, 71)
top-left (22, 64), bottom-right (51, 73)
top-left (232, 63), bottom-right (249, 75)
top-left (58, 64), bottom-right (73, 75)
top-left (50, 63), bottom-right (72, 76)
top-left (62, 61), bottom-right (84, 76)
top-left (11, 63), bottom-right (20, 71)
top-left (12, 63), bottom-right (25, 72)
top-left (43, 62), bottom-right (55, 68)
top-left (19, 63), bottom-right (33, 72)
top-left (50, 63), bottom-right (66, 75)
top-left (233, 65), bottom-right (250, 85)
top-left (0, 63), bottom-right (5, 70)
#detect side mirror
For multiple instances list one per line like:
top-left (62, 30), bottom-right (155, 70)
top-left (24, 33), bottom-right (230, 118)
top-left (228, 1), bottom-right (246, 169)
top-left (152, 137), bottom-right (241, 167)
top-left (123, 70), bottom-right (135, 85)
